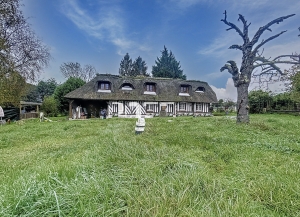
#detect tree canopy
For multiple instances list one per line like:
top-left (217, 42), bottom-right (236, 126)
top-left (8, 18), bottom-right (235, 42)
top-left (119, 53), bottom-right (133, 76)
top-left (54, 77), bottom-right (85, 113)
top-left (286, 65), bottom-right (300, 103)
top-left (119, 54), bottom-right (149, 77)
top-left (0, 71), bottom-right (27, 107)
top-left (36, 78), bottom-right (58, 101)
top-left (131, 56), bottom-right (149, 77)
top-left (0, 0), bottom-right (50, 82)
top-left (248, 90), bottom-right (273, 113)
top-left (22, 78), bottom-right (58, 102)
top-left (152, 46), bottom-right (186, 80)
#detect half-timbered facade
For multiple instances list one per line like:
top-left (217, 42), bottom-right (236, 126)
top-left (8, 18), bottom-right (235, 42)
top-left (64, 74), bottom-right (217, 118)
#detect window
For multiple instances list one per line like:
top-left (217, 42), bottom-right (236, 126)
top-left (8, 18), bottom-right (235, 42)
top-left (179, 102), bottom-right (186, 110)
top-left (99, 82), bottom-right (110, 90)
top-left (145, 103), bottom-right (158, 112)
top-left (98, 81), bottom-right (111, 92)
top-left (146, 84), bottom-right (155, 92)
top-left (195, 87), bottom-right (205, 92)
top-left (146, 104), bottom-right (155, 111)
top-left (180, 86), bottom-right (189, 93)
top-left (121, 83), bottom-right (133, 90)
top-left (179, 85), bottom-right (190, 96)
top-left (196, 103), bottom-right (202, 111)
top-left (144, 83), bottom-right (157, 95)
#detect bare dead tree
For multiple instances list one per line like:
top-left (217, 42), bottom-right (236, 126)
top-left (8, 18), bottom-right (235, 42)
top-left (82, 64), bottom-right (97, 82)
top-left (0, 0), bottom-right (50, 82)
top-left (220, 12), bottom-right (300, 123)
top-left (60, 62), bottom-right (97, 82)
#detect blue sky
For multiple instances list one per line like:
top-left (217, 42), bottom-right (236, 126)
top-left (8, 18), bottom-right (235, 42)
top-left (22, 0), bottom-right (300, 100)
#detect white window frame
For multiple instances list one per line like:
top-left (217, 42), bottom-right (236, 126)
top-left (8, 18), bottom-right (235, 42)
top-left (146, 104), bottom-right (155, 112)
top-left (179, 102), bottom-right (186, 111)
top-left (196, 103), bottom-right (202, 111)
top-left (98, 82), bottom-right (111, 93)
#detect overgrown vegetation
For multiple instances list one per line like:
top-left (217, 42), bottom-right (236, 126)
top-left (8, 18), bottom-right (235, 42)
top-left (248, 90), bottom-right (299, 113)
top-left (53, 77), bottom-right (85, 113)
top-left (40, 96), bottom-right (59, 116)
top-left (1, 115), bottom-right (299, 216)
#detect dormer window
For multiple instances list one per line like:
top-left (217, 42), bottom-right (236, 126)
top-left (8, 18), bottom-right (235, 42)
top-left (195, 87), bottom-right (205, 92)
top-left (180, 86), bottom-right (189, 93)
top-left (121, 83), bottom-right (134, 90)
top-left (179, 85), bottom-right (190, 96)
top-left (98, 81), bottom-right (111, 93)
top-left (146, 84), bottom-right (155, 92)
top-left (144, 82), bottom-right (156, 95)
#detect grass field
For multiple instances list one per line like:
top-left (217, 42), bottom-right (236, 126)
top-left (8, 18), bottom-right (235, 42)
top-left (0, 114), bottom-right (300, 216)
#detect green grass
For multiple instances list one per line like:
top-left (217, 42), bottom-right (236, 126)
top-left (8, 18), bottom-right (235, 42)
top-left (0, 114), bottom-right (300, 216)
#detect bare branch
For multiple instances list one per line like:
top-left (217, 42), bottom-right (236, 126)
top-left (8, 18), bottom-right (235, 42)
top-left (238, 14), bottom-right (250, 43)
top-left (220, 60), bottom-right (240, 86)
top-left (254, 55), bottom-right (300, 75)
top-left (273, 54), bottom-right (300, 62)
top-left (229, 44), bottom-right (243, 50)
top-left (0, 0), bottom-right (50, 82)
top-left (253, 30), bottom-right (287, 54)
top-left (220, 60), bottom-right (239, 75)
top-left (251, 14), bottom-right (295, 46)
top-left (221, 11), bottom-right (244, 40)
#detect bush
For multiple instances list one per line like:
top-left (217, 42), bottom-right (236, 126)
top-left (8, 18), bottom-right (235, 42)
top-left (41, 96), bottom-right (59, 117)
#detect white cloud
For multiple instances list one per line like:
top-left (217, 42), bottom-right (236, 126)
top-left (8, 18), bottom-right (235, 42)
top-left (61, 0), bottom-right (149, 55)
top-left (211, 78), bottom-right (237, 101)
top-left (198, 38), bottom-right (232, 57)
top-left (169, 0), bottom-right (207, 8)
top-left (207, 71), bottom-right (228, 79)
top-left (168, 0), bottom-right (300, 13)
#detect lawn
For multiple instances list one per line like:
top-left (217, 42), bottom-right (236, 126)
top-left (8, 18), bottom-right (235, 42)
top-left (0, 114), bottom-right (300, 216)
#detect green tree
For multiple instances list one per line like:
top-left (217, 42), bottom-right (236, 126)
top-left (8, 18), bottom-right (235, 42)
top-left (0, 71), bottom-right (27, 107)
top-left (37, 78), bottom-right (58, 101)
top-left (119, 53), bottom-right (133, 76)
top-left (272, 92), bottom-right (295, 110)
top-left (286, 65), bottom-right (300, 103)
top-left (131, 56), bottom-right (149, 77)
top-left (41, 96), bottom-right (58, 117)
top-left (22, 78), bottom-right (58, 102)
top-left (0, 0), bottom-right (50, 106)
top-left (223, 98), bottom-right (236, 109)
top-left (54, 77), bottom-right (85, 113)
top-left (152, 46), bottom-right (186, 80)
top-left (248, 90), bottom-right (272, 113)
top-left (22, 83), bottom-right (39, 102)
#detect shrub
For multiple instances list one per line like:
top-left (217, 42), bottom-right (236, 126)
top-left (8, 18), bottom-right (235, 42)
top-left (41, 96), bottom-right (59, 117)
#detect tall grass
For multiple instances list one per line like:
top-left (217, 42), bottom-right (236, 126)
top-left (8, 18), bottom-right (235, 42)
top-left (0, 114), bottom-right (300, 216)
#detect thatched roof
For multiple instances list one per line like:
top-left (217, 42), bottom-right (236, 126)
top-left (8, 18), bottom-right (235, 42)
top-left (64, 74), bottom-right (217, 103)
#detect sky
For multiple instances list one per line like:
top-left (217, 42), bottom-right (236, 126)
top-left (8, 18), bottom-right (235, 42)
top-left (22, 0), bottom-right (300, 101)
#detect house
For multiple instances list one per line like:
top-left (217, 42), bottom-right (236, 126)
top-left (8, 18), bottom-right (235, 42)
top-left (64, 74), bottom-right (217, 118)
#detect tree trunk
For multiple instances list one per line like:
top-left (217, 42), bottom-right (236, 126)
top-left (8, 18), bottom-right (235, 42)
top-left (236, 82), bottom-right (250, 123)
